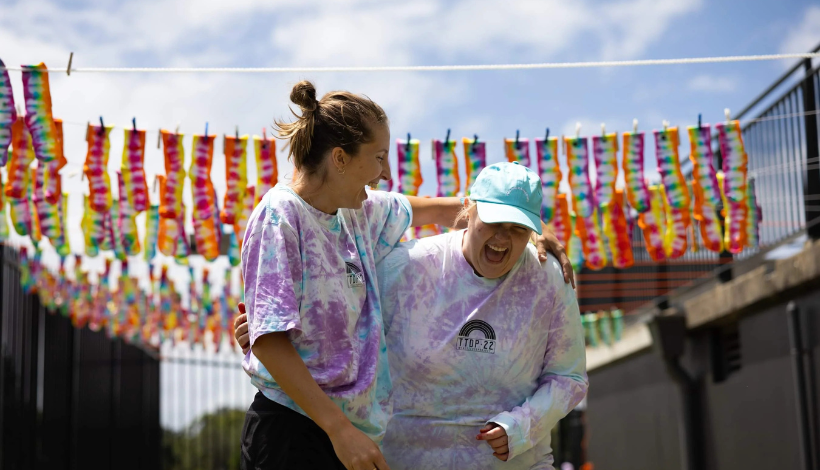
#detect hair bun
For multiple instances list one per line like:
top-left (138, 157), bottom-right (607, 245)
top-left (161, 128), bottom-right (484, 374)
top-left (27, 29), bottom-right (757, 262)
top-left (290, 80), bottom-right (318, 112)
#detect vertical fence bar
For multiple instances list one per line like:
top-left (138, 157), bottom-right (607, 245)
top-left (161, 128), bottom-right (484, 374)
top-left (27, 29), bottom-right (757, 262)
top-left (803, 60), bottom-right (820, 239)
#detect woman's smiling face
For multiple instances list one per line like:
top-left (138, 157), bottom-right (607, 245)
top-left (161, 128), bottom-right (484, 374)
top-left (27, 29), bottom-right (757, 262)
top-left (461, 205), bottom-right (532, 279)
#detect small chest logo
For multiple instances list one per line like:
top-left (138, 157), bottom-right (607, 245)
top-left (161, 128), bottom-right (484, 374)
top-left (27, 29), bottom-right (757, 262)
top-left (456, 320), bottom-right (496, 354)
top-left (345, 262), bottom-right (364, 288)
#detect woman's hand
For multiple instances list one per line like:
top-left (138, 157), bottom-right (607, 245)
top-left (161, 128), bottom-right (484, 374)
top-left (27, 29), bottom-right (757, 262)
top-left (476, 422), bottom-right (509, 461)
top-left (327, 422), bottom-right (392, 470)
top-left (234, 303), bottom-right (250, 354)
top-left (534, 224), bottom-right (576, 288)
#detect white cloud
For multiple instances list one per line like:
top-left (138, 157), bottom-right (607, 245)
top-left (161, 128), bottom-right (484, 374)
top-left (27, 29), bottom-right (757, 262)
top-left (780, 5), bottom-right (820, 55)
top-left (687, 74), bottom-right (737, 93)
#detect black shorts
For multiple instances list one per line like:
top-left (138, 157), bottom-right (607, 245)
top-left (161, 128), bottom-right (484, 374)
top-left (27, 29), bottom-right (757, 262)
top-left (240, 392), bottom-right (346, 470)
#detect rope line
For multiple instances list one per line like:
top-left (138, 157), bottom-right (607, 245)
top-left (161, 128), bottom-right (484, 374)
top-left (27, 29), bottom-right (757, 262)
top-left (2, 52), bottom-right (819, 74)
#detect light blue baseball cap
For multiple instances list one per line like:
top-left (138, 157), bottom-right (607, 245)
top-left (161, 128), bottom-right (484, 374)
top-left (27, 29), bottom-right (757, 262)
top-left (469, 161), bottom-right (543, 235)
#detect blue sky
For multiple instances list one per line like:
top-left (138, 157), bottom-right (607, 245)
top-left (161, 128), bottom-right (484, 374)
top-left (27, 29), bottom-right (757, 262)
top-left (1, 0), bottom-right (819, 288)
top-left (2, 0), bottom-right (819, 429)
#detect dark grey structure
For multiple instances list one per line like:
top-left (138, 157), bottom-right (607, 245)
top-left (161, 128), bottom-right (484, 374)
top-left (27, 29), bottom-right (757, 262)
top-left (0, 245), bottom-right (161, 469)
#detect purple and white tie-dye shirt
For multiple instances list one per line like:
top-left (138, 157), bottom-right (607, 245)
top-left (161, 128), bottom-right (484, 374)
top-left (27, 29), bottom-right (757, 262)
top-left (378, 230), bottom-right (588, 470)
top-left (241, 185), bottom-right (412, 442)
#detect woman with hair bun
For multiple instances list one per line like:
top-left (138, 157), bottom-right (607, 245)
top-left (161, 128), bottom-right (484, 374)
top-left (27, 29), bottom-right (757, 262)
top-left (239, 81), bottom-right (573, 470)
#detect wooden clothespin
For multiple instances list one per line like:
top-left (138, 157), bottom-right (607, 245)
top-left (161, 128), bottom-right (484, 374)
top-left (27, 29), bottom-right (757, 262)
top-left (724, 108), bottom-right (731, 123)
top-left (235, 126), bottom-right (239, 140)
top-left (66, 52), bottom-right (74, 76)
top-left (575, 122), bottom-right (581, 138)
top-left (601, 123), bottom-right (606, 137)
top-left (632, 119), bottom-right (638, 134)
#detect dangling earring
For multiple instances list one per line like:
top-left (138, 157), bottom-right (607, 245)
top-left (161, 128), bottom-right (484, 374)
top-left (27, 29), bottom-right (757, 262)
top-left (338, 167), bottom-right (346, 175)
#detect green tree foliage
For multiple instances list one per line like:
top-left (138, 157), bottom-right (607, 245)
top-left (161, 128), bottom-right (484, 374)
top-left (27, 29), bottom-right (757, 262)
top-left (162, 407), bottom-right (245, 470)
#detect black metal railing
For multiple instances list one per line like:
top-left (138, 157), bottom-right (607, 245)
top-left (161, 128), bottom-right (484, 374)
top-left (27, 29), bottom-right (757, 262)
top-left (0, 245), bottom-right (161, 469)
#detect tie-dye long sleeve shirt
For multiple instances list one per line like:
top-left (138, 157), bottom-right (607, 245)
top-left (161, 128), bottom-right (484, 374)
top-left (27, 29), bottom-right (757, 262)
top-left (378, 230), bottom-right (588, 470)
top-left (241, 185), bottom-right (412, 442)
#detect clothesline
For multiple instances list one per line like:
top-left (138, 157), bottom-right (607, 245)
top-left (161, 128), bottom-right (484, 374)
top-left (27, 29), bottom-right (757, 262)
top-left (2, 52), bottom-right (819, 74)
top-left (53, 109), bottom-right (820, 139)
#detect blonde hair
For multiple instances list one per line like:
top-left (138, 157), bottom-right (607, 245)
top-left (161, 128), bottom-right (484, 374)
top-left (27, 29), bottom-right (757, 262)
top-left (274, 81), bottom-right (388, 177)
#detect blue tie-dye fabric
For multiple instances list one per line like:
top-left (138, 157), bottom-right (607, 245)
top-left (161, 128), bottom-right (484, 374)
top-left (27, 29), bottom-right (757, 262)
top-left (378, 230), bottom-right (588, 470)
top-left (241, 184), bottom-right (412, 442)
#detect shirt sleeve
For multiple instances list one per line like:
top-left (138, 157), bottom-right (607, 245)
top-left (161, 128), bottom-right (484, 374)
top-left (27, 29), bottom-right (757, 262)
top-left (487, 273), bottom-right (589, 460)
top-left (241, 198), bottom-right (304, 345)
top-left (361, 189), bottom-right (413, 265)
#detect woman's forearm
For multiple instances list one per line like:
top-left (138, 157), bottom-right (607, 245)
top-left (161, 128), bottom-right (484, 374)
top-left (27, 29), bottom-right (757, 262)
top-left (252, 332), bottom-right (350, 435)
top-left (406, 196), bottom-right (466, 228)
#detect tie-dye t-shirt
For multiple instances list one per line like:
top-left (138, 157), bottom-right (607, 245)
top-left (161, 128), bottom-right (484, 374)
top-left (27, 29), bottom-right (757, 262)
top-left (241, 184), bottom-right (412, 442)
top-left (378, 230), bottom-right (588, 470)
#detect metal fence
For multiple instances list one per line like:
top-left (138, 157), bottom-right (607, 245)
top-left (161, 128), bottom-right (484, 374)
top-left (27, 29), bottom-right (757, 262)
top-left (577, 47), bottom-right (820, 317)
top-left (0, 244), bottom-right (160, 470)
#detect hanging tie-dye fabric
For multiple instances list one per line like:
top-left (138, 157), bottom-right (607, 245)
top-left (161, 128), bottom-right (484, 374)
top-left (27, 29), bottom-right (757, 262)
top-left (109, 203), bottom-right (127, 261)
top-left (54, 197), bottom-right (70, 257)
top-left (621, 131), bottom-right (650, 213)
top-left (592, 133), bottom-right (618, 208)
top-left (505, 138), bottom-right (530, 167)
top-left (602, 190), bottom-right (634, 269)
top-left (433, 139), bottom-right (460, 197)
top-left (567, 214), bottom-right (585, 272)
top-left (661, 185), bottom-right (689, 259)
top-left (81, 195), bottom-right (106, 257)
top-left (746, 177), bottom-right (761, 248)
top-left (227, 229), bottom-right (241, 267)
top-left (716, 120), bottom-right (749, 204)
top-left (173, 206), bottom-right (190, 265)
top-left (116, 171), bottom-right (140, 256)
top-left (84, 123), bottom-right (114, 213)
top-left (0, 58), bottom-right (16, 167)
top-left (536, 137), bottom-right (561, 222)
top-left (551, 193), bottom-right (573, 247)
top-left (156, 175), bottom-right (177, 256)
top-left (44, 119), bottom-right (66, 204)
top-left (653, 127), bottom-right (690, 210)
top-left (6, 118), bottom-right (34, 199)
top-left (122, 128), bottom-right (149, 213)
top-left (687, 125), bottom-right (721, 208)
top-left (233, 186), bottom-right (255, 253)
top-left (574, 208), bottom-right (607, 270)
top-left (160, 130), bottom-right (186, 220)
top-left (9, 192), bottom-right (32, 237)
top-left (144, 205), bottom-right (159, 262)
top-left (190, 135), bottom-right (216, 220)
top-left (687, 124), bottom-right (723, 252)
top-left (397, 139), bottom-right (422, 196)
top-left (716, 171), bottom-right (747, 253)
top-left (564, 136), bottom-right (594, 218)
top-left (638, 186), bottom-right (667, 262)
top-left (33, 161), bottom-right (62, 245)
top-left (193, 190), bottom-right (221, 261)
top-left (21, 64), bottom-right (59, 164)
top-left (463, 137), bottom-right (486, 193)
top-left (255, 134), bottom-right (277, 203)
top-left (221, 134), bottom-right (248, 225)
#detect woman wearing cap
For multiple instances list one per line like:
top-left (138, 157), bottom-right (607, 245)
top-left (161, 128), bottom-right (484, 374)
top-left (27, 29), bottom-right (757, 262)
top-left (240, 81), bottom-right (573, 470)
top-left (238, 158), bottom-right (586, 469)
